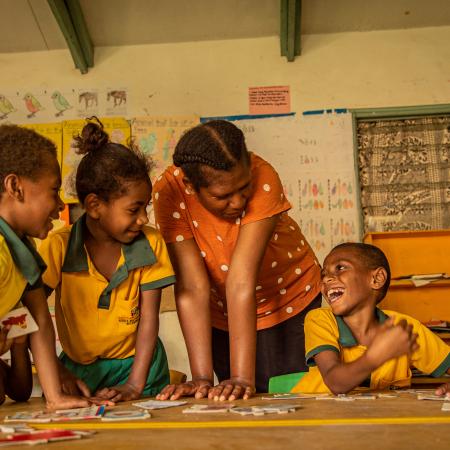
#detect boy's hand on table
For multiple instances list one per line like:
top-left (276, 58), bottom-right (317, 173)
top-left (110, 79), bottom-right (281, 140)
top-left (156, 379), bottom-right (212, 401)
top-left (95, 382), bottom-right (141, 403)
top-left (208, 378), bottom-right (255, 401)
top-left (435, 383), bottom-right (450, 398)
top-left (366, 318), bottom-right (419, 367)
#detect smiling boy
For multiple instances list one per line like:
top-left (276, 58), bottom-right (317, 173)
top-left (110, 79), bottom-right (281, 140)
top-left (291, 243), bottom-right (450, 395)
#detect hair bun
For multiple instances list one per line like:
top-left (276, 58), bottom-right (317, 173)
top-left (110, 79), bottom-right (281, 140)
top-left (75, 117), bottom-right (109, 155)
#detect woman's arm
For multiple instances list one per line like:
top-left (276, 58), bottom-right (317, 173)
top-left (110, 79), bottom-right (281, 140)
top-left (95, 289), bottom-right (161, 402)
top-left (209, 215), bottom-right (279, 401)
top-left (157, 238), bottom-right (213, 400)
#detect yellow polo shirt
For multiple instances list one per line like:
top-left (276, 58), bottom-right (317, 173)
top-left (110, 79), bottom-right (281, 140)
top-left (39, 215), bottom-right (175, 365)
top-left (292, 307), bottom-right (450, 393)
top-left (0, 217), bottom-right (45, 317)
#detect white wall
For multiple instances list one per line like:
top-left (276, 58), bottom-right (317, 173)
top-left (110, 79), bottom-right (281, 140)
top-left (3, 25), bottom-right (450, 379)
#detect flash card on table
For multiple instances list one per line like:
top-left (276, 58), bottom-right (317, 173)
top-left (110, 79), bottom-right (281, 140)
top-left (261, 394), bottom-right (307, 400)
top-left (53, 405), bottom-right (105, 420)
top-left (5, 406), bottom-right (105, 423)
top-left (417, 394), bottom-right (448, 401)
top-left (0, 424), bottom-right (35, 434)
top-left (132, 400), bottom-right (187, 410)
top-left (0, 430), bottom-right (81, 446)
top-left (252, 403), bottom-right (301, 414)
top-left (4, 412), bottom-right (53, 423)
top-left (1, 307), bottom-right (38, 339)
top-left (230, 407), bottom-right (265, 416)
top-left (442, 403), bottom-right (450, 411)
top-left (182, 404), bottom-right (234, 414)
top-left (102, 410), bottom-right (151, 421)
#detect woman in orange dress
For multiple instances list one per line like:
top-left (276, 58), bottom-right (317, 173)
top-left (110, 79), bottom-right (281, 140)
top-left (154, 120), bottom-right (321, 400)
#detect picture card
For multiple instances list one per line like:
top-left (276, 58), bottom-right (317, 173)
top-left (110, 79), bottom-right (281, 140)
top-left (132, 400), bottom-right (187, 410)
top-left (101, 410), bottom-right (150, 421)
top-left (182, 404), bottom-right (234, 414)
top-left (1, 307), bottom-right (38, 339)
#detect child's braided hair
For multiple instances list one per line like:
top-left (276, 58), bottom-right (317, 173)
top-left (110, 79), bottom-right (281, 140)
top-left (173, 120), bottom-right (250, 190)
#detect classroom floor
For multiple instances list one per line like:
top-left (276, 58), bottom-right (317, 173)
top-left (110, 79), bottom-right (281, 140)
top-left (1, 394), bottom-right (449, 449)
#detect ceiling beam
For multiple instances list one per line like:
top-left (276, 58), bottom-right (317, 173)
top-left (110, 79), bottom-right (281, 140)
top-left (47, 0), bottom-right (93, 74)
top-left (280, 0), bottom-right (301, 61)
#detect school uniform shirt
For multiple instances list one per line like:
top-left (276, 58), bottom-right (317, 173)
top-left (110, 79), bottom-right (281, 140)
top-left (153, 153), bottom-right (321, 331)
top-left (39, 215), bottom-right (175, 365)
top-left (291, 307), bottom-right (450, 393)
top-left (0, 217), bottom-right (45, 317)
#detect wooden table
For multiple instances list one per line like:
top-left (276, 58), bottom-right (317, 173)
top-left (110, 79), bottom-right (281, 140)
top-left (1, 393), bottom-right (449, 449)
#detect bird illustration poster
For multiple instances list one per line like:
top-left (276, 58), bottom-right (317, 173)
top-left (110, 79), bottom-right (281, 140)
top-left (0, 93), bottom-right (18, 122)
top-left (61, 117), bottom-right (131, 203)
top-left (23, 122), bottom-right (62, 167)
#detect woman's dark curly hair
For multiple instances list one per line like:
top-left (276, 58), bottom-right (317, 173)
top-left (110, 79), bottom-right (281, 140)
top-left (74, 118), bottom-right (152, 203)
top-left (0, 124), bottom-right (57, 193)
top-left (173, 120), bottom-right (250, 191)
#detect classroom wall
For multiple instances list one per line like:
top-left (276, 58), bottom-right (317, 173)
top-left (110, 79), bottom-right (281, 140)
top-left (2, 25), bottom-right (450, 379)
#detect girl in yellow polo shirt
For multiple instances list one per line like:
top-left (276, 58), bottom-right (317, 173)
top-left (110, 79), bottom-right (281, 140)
top-left (0, 124), bottom-right (91, 409)
top-left (39, 119), bottom-right (175, 402)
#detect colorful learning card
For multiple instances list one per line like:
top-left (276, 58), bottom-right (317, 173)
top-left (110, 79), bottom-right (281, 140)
top-left (132, 400), bottom-right (187, 410)
top-left (182, 404), bottom-right (234, 414)
top-left (0, 429), bottom-right (81, 446)
top-left (1, 307), bottom-right (38, 339)
top-left (101, 410), bottom-right (151, 421)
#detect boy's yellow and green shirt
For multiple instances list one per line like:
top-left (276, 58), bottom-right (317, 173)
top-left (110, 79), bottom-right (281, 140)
top-left (39, 215), bottom-right (175, 365)
top-left (292, 307), bottom-right (450, 393)
top-left (0, 217), bottom-right (45, 317)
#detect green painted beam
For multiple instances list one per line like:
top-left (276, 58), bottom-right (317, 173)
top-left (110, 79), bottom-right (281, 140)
top-left (280, 0), bottom-right (301, 61)
top-left (47, 0), bottom-right (93, 74)
top-left (66, 0), bottom-right (94, 67)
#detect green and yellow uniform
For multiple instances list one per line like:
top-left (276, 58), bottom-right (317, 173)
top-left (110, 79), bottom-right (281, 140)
top-left (39, 215), bottom-right (176, 395)
top-left (292, 307), bottom-right (450, 393)
top-left (0, 217), bottom-right (45, 316)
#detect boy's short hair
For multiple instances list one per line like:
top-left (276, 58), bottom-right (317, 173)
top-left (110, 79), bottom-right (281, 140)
top-left (332, 242), bottom-right (391, 302)
top-left (0, 125), bottom-right (57, 193)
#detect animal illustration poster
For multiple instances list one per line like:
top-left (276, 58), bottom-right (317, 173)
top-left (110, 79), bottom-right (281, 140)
top-left (61, 118), bottom-right (131, 203)
top-left (105, 88), bottom-right (128, 116)
top-left (0, 88), bottom-right (130, 123)
top-left (131, 115), bottom-right (199, 181)
top-left (22, 122), bottom-right (63, 167)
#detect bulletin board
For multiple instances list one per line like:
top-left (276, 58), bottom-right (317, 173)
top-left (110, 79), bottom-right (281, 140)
top-left (231, 113), bottom-right (361, 264)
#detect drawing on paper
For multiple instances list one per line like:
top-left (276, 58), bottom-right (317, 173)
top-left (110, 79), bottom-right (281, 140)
top-left (51, 91), bottom-right (72, 117)
top-left (23, 93), bottom-right (44, 118)
top-left (0, 94), bottom-right (16, 120)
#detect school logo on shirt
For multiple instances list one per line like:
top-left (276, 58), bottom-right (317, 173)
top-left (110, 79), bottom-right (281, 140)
top-left (118, 306), bottom-right (140, 325)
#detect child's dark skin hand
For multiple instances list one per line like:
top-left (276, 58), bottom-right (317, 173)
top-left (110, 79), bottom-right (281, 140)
top-left (435, 383), bottom-right (450, 397)
top-left (365, 318), bottom-right (419, 367)
top-left (95, 381), bottom-right (141, 403)
top-left (156, 379), bottom-right (212, 401)
top-left (58, 364), bottom-right (91, 398)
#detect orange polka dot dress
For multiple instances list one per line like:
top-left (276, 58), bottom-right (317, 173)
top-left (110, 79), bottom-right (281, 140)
top-left (153, 153), bottom-right (321, 331)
